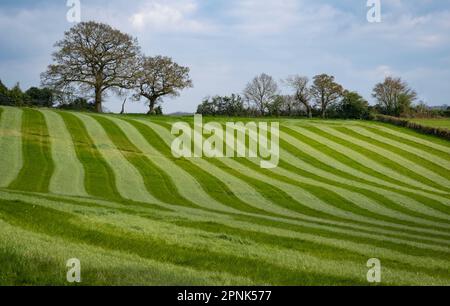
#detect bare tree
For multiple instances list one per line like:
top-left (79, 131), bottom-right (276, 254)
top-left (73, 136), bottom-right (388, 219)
top-left (310, 74), bottom-right (344, 118)
top-left (133, 56), bottom-right (193, 115)
top-left (372, 77), bottom-right (417, 117)
top-left (244, 73), bottom-right (279, 116)
top-left (284, 75), bottom-right (313, 118)
top-left (41, 21), bottom-right (140, 113)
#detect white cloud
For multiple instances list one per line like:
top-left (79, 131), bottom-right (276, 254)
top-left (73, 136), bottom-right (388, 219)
top-left (130, 0), bottom-right (211, 33)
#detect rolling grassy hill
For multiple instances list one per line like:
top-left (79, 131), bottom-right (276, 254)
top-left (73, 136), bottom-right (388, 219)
top-left (0, 106), bottom-right (449, 285)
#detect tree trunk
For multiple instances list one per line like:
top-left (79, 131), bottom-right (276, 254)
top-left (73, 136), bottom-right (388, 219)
top-left (147, 98), bottom-right (157, 115)
top-left (95, 88), bottom-right (102, 113)
top-left (120, 98), bottom-right (127, 115)
top-left (306, 106), bottom-right (313, 119)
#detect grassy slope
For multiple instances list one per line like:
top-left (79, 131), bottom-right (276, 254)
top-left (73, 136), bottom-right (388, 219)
top-left (0, 106), bottom-right (449, 286)
top-left (410, 118), bottom-right (450, 129)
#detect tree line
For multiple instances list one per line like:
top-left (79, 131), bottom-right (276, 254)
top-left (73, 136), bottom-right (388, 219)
top-left (197, 73), bottom-right (450, 119)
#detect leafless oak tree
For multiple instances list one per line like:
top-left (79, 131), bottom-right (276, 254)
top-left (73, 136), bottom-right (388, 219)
top-left (244, 73), bottom-right (279, 116)
top-left (41, 21), bottom-right (140, 113)
top-left (372, 77), bottom-right (417, 116)
top-left (284, 75), bottom-right (313, 118)
top-left (133, 56), bottom-right (193, 115)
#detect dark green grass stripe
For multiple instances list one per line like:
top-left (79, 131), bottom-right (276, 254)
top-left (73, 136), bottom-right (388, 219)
top-left (93, 115), bottom-right (198, 209)
top-left (306, 125), bottom-right (450, 193)
top-left (9, 109), bottom-right (53, 193)
top-left (58, 112), bottom-right (122, 201)
top-left (123, 118), bottom-right (280, 216)
top-left (278, 137), bottom-right (450, 216)
top-left (0, 199), bottom-right (367, 286)
top-left (361, 125), bottom-right (450, 162)
top-left (337, 126), bottom-right (450, 183)
top-left (0, 107), bottom-right (3, 119)
top-left (282, 126), bottom-right (446, 195)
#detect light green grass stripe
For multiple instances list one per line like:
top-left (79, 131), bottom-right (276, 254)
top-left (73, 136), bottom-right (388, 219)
top-left (317, 125), bottom-right (450, 189)
top-left (276, 147), bottom-right (450, 221)
top-left (39, 109), bottom-right (87, 197)
top-left (365, 124), bottom-right (450, 154)
top-left (286, 125), bottom-right (444, 194)
top-left (279, 130), bottom-right (450, 207)
top-left (104, 116), bottom-right (238, 214)
top-left (0, 107), bottom-right (22, 188)
top-left (3, 190), bottom-right (450, 274)
top-left (349, 126), bottom-right (450, 170)
top-left (71, 113), bottom-right (159, 204)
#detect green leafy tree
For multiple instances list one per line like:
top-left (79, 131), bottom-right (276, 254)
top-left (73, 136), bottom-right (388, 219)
top-left (25, 87), bottom-right (54, 107)
top-left (339, 91), bottom-right (369, 119)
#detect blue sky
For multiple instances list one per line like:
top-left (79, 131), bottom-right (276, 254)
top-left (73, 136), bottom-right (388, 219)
top-left (1, 0), bottom-right (450, 113)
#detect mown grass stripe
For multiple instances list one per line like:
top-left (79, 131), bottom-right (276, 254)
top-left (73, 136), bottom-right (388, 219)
top-left (93, 115), bottom-right (204, 210)
top-left (358, 124), bottom-right (450, 162)
top-left (9, 108), bottom-right (53, 193)
top-left (286, 125), bottom-right (445, 194)
top-left (349, 125), bottom-right (450, 170)
top-left (218, 123), bottom-right (450, 229)
top-left (129, 118), bottom-right (278, 215)
top-left (275, 145), bottom-right (450, 221)
top-left (0, 107), bottom-right (23, 188)
top-left (279, 128), bottom-right (450, 210)
top-left (368, 123), bottom-right (450, 154)
top-left (58, 112), bottom-right (122, 201)
top-left (39, 109), bottom-right (87, 197)
top-left (71, 113), bottom-right (159, 204)
top-left (318, 125), bottom-right (450, 190)
top-left (138, 120), bottom-right (447, 241)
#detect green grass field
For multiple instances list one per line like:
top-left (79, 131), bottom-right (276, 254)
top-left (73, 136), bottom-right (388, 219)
top-left (410, 118), bottom-right (450, 130)
top-left (0, 106), bottom-right (449, 285)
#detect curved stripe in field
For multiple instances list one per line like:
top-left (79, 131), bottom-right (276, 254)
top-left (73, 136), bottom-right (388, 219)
top-left (39, 109), bottom-right (87, 197)
top-left (276, 148), bottom-right (450, 221)
top-left (131, 119), bottom-right (303, 217)
top-left (71, 113), bottom-right (160, 204)
top-left (279, 130), bottom-right (450, 207)
top-left (141, 120), bottom-right (450, 237)
top-left (285, 125), bottom-right (446, 194)
top-left (99, 115), bottom-right (239, 214)
top-left (0, 107), bottom-right (23, 188)
top-left (216, 144), bottom-right (450, 232)
top-left (316, 125), bottom-right (450, 190)
top-left (348, 125), bottom-right (450, 170)
top-left (367, 124), bottom-right (450, 154)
